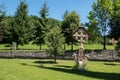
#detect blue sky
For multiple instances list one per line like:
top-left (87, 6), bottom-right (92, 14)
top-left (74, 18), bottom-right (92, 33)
top-left (0, 0), bottom-right (96, 23)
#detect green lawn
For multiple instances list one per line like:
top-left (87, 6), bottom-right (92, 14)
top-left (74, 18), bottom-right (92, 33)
top-left (0, 59), bottom-right (120, 80)
top-left (0, 43), bottom-right (115, 51)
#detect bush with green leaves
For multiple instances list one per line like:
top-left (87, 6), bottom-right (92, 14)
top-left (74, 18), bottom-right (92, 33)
top-left (45, 27), bottom-right (65, 63)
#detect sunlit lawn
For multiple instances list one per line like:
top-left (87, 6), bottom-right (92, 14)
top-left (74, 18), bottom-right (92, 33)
top-left (0, 59), bottom-right (119, 80)
top-left (0, 43), bottom-right (115, 51)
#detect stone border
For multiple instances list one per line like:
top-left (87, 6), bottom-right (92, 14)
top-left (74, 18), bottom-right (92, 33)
top-left (0, 51), bottom-right (48, 59)
top-left (0, 50), bottom-right (120, 61)
top-left (64, 50), bottom-right (120, 61)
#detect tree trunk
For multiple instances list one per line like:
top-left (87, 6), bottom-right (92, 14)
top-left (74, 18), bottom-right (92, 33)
top-left (16, 40), bottom-right (19, 50)
top-left (16, 36), bottom-right (19, 50)
top-left (39, 43), bottom-right (42, 50)
top-left (54, 53), bottom-right (57, 63)
top-left (103, 35), bottom-right (106, 50)
top-left (71, 42), bottom-right (73, 51)
top-left (16, 42), bottom-right (18, 50)
top-left (77, 51), bottom-right (79, 66)
top-left (64, 43), bottom-right (66, 50)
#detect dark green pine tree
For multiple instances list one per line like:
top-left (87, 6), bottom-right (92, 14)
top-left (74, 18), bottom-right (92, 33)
top-left (33, 2), bottom-right (49, 50)
top-left (47, 18), bottom-right (61, 29)
top-left (0, 4), bottom-right (5, 27)
top-left (13, 1), bottom-right (31, 49)
top-left (0, 4), bottom-right (5, 42)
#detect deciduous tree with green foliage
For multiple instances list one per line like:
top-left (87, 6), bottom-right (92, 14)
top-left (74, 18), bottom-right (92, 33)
top-left (3, 16), bottom-right (16, 43)
top-left (45, 27), bottom-right (65, 63)
top-left (33, 2), bottom-right (49, 50)
top-left (86, 11), bottom-right (101, 44)
top-left (109, 0), bottom-right (120, 40)
top-left (61, 11), bottom-right (80, 50)
top-left (91, 0), bottom-right (112, 49)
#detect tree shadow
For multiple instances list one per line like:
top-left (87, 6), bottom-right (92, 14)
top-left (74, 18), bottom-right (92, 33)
top-left (104, 63), bottom-right (120, 66)
top-left (21, 63), bottom-right (27, 65)
top-left (34, 60), bottom-right (57, 64)
top-left (21, 61), bottom-right (120, 80)
top-left (55, 65), bottom-right (72, 68)
top-left (41, 66), bottom-right (120, 80)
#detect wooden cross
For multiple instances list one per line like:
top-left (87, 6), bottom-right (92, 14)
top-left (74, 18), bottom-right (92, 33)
top-left (73, 27), bottom-right (89, 59)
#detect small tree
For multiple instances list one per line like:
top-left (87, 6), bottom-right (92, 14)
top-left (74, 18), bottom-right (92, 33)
top-left (45, 27), bottom-right (65, 63)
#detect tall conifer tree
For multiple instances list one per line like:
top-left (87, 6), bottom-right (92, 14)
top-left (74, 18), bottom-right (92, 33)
top-left (33, 2), bottom-right (49, 50)
top-left (15, 1), bottom-right (29, 49)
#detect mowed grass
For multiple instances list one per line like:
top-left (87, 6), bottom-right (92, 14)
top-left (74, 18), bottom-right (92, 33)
top-left (0, 59), bottom-right (120, 80)
top-left (0, 43), bottom-right (115, 51)
top-left (69, 44), bottom-right (115, 50)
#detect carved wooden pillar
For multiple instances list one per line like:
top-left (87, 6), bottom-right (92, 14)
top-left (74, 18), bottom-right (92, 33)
top-left (73, 27), bottom-right (89, 62)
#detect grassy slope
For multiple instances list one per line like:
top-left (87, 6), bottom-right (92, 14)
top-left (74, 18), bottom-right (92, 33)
top-left (0, 59), bottom-right (119, 80)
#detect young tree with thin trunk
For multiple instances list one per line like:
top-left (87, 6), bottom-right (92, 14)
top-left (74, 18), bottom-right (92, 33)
top-left (45, 27), bottom-right (65, 63)
top-left (91, 0), bottom-right (112, 49)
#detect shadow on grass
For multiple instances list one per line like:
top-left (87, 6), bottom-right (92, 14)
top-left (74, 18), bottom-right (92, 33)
top-left (21, 63), bottom-right (28, 65)
top-left (55, 65), bottom-right (72, 68)
top-left (34, 60), bottom-right (57, 64)
top-left (104, 63), bottom-right (120, 66)
top-left (41, 66), bottom-right (120, 80)
top-left (21, 62), bottom-right (120, 80)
